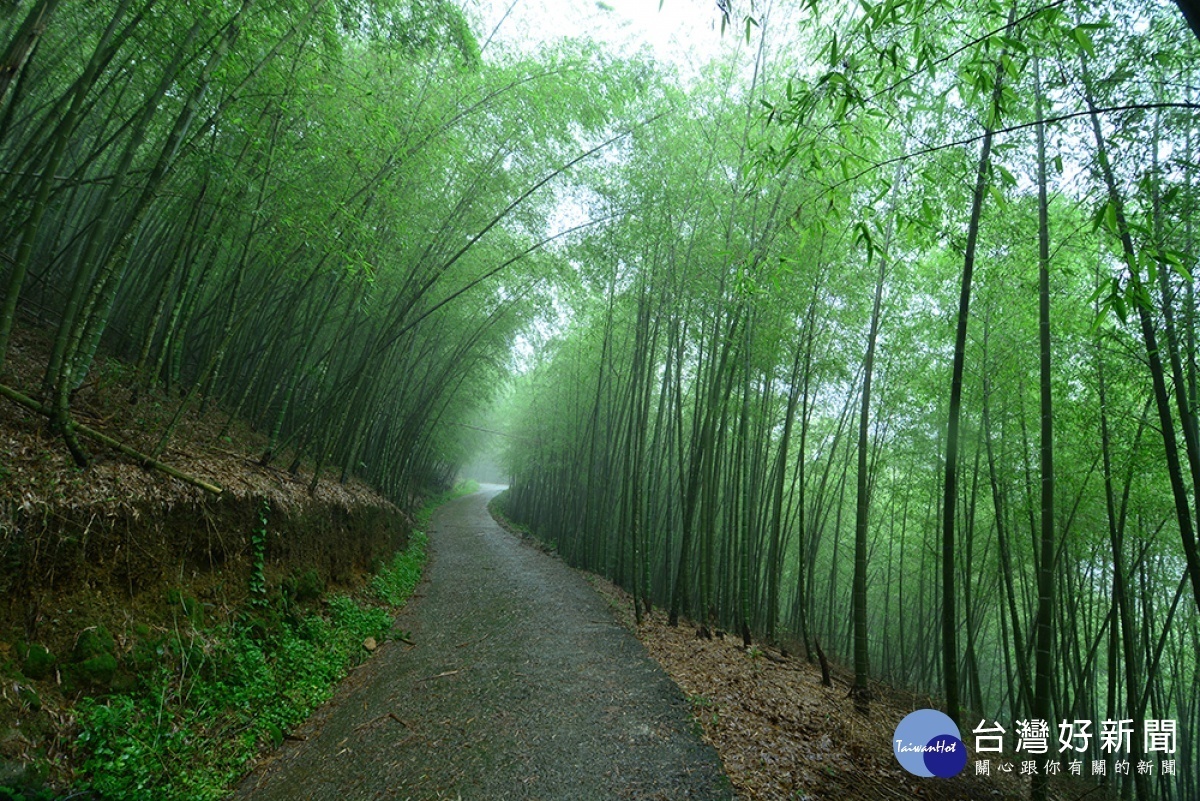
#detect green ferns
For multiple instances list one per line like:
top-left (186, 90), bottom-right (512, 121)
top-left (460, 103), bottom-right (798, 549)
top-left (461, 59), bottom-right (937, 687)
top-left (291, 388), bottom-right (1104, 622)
top-left (74, 598), bottom-right (394, 800)
top-left (73, 543), bottom-right (427, 800)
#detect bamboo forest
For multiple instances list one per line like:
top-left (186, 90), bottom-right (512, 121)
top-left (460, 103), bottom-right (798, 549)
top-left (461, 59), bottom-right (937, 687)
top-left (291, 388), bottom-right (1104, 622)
top-left (1, 0), bottom-right (1199, 799)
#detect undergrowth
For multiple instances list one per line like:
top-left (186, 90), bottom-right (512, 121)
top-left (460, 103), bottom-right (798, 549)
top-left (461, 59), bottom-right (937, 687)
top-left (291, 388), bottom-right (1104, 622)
top-left (417, 480), bottom-right (478, 528)
top-left (42, 481), bottom-right (478, 801)
top-left (371, 530), bottom-right (428, 606)
top-left (73, 596), bottom-right (392, 800)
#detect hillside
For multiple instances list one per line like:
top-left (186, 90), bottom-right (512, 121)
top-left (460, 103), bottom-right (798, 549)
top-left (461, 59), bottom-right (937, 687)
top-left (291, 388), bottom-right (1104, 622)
top-left (0, 325), bottom-right (418, 797)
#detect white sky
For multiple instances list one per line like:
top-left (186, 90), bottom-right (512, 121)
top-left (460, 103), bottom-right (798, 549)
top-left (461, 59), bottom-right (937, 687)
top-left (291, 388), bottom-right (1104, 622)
top-left (469, 0), bottom-right (736, 77)
top-left (464, 0), bottom-right (761, 375)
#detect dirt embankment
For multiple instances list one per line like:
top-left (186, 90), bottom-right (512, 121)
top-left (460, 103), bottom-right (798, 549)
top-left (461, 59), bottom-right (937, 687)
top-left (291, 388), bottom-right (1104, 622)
top-left (0, 475), bottom-right (410, 784)
top-left (0, 327), bottom-right (413, 787)
top-left (2, 483), bottom-right (408, 649)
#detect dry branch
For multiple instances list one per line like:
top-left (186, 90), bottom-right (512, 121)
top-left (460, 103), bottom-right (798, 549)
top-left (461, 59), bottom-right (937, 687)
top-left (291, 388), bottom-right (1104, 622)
top-left (354, 712), bottom-right (408, 731)
top-left (0, 381), bottom-right (223, 495)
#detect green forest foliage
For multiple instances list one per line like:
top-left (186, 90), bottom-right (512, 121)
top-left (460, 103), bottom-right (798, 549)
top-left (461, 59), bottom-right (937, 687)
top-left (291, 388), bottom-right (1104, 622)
top-left (0, 0), bottom-right (643, 501)
top-left (497, 2), bottom-right (1200, 799)
top-left (4, 1), bottom-right (1200, 799)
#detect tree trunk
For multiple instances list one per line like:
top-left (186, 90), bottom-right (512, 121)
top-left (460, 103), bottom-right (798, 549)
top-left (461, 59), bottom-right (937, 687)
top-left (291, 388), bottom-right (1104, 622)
top-left (1083, 57), bottom-right (1200, 620)
top-left (1030, 54), bottom-right (1056, 801)
top-left (939, 3), bottom-right (1015, 725)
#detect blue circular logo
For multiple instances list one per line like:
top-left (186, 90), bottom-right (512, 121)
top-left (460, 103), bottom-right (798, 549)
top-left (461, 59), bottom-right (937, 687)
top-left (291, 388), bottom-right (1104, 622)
top-left (893, 709), bottom-right (967, 778)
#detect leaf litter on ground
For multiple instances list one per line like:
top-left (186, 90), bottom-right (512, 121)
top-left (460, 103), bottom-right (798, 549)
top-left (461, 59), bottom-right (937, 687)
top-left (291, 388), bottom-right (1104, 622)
top-left (580, 573), bottom-right (1071, 801)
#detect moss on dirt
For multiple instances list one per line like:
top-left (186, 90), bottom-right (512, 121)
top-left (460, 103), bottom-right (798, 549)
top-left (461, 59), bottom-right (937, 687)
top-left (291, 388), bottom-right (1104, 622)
top-left (17, 644), bottom-right (54, 681)
top-left (70, 626), bottom-right (115, 663)
top-left (283, 569), bottom-right (324, 604)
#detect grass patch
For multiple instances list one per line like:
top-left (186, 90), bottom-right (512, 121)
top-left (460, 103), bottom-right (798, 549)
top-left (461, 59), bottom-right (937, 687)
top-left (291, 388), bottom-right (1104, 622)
top-left (485, 490), bottom-right (525, 534)
top-left (415, 479), bottom-right (479, 529)
top-left (74, 596), bottom-right (393, 800)
top-left (372, 478), bottom-right (476, 608)
top-left (487, 491), bottom-right (556, 554)
top-left (372, 529), bottom-right (428, 606)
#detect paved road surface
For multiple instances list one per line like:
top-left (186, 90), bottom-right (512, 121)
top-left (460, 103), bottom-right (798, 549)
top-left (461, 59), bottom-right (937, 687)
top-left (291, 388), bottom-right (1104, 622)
top-left (232, 488), bottom-right (731, 800)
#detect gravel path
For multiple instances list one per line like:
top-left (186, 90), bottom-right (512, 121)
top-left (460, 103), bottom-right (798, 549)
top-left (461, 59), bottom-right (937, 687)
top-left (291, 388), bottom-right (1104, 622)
top-left (232, 488), bottom-right (732, 800)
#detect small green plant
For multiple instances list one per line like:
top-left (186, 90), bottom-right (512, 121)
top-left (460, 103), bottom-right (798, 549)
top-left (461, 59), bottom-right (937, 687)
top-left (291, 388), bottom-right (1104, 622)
top-left (248, 499), bottom-right (269, 608)
top-left (687, 694), bottom-right (722, 730)
top-left (371, 530), bottom-right (428, 606)
top-left (0, 784), bottom-right (59, 801)
top-left (686, 696), bottom-right (719, 728)
top-left (166, 588), bottom-right (204, 626)
top-left (74, 592), bottom-right (397, 800)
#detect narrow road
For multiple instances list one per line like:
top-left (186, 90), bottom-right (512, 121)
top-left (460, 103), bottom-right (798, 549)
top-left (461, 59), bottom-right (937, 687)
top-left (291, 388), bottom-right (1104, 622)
top-left (233, 488), bottom-right (731, 800)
